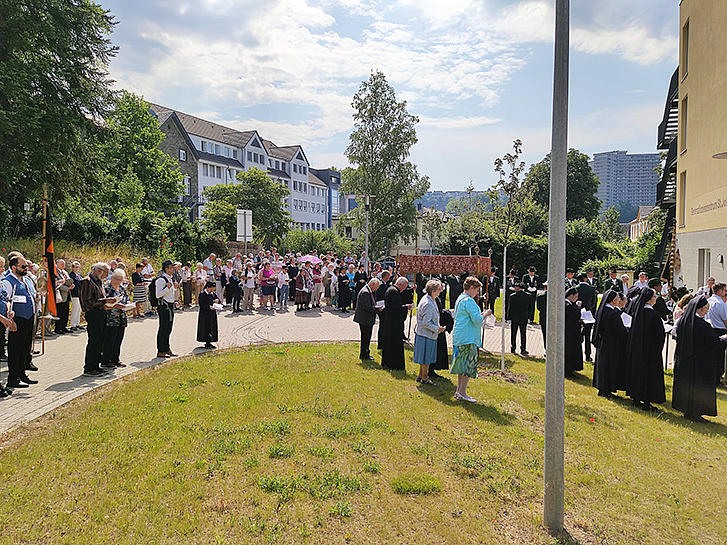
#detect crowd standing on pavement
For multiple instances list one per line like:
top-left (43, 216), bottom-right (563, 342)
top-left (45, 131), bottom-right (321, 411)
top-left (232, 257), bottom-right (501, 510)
top-left (1, 247), bottom-right (726, 423)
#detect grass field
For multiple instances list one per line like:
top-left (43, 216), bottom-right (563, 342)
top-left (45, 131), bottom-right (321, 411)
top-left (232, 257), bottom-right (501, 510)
top-left (1, 344), bottom-right (726, 545)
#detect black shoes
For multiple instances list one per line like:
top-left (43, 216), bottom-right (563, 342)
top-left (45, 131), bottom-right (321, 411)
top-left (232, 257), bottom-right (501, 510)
top-left (204, 344), bottom-right (216, 350)
top-left (6, 380), bottom-right (29, 388)
top-left (0, 386), bottom-right (10, 397)
top-left (521, 351), bottom-right (529, 357)
top-left (82, 368), bottom-right (107, 377)
top-left (360, 355), bottom-right (374, 361)
top-left (19, 375), bottom-right (38, 385)
top-left (26, 363), bottom-right (39, 371)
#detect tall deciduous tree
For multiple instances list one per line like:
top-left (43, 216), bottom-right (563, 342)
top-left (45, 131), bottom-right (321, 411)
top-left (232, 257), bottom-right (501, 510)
top-left (524, 149), bottom-right (601, 221)
top-left (341, 71), bottom-right (429, 257)
top-left (202, 168), bottom-right (290, 245)
top-left (0, 0), bottom-right (117, 225)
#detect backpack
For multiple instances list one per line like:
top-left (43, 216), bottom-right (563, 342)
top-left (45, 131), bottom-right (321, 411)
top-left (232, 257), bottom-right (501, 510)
top-left (148, 275), bottom-right (162, 308)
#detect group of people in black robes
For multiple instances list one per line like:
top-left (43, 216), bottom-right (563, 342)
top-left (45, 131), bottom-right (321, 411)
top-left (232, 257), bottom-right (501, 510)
top-left (591, 285), bottom-right (727, 420)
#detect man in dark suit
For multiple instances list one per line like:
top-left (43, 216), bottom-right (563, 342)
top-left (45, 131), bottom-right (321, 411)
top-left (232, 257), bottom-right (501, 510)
top-left (577, 273), bottom-right (597, 362)
top-left (565, 268), bottom-right (578, 289)
top-left (585, 268), bottom-right (598, 291)
top-left (521, 267), bottom-right (540, 323)
top-left (487, 267), bottom-right (501, 314)
top-left (354, 278), bottom-right (381, 361)
top-left (536, 281), bottom-right (548, 351)
top-left (504, 269), bottom-right (517, 321)
top-left (509, 283), bottom-right (531, 356)
top-left (603, 267), bottom-right (623, 294)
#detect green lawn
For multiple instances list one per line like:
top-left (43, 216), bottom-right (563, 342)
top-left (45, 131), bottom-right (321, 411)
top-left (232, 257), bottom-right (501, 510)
top-left (1, 344), bottom-right (726, 545)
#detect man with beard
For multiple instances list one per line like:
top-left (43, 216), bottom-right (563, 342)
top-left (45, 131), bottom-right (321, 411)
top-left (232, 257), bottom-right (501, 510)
top-left (1, 255), bottom-right (39, 389)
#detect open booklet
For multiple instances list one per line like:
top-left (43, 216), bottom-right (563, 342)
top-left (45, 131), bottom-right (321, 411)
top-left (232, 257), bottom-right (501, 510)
top-left (212, 303), bottom-right (224, 311)
top-left (621, 313), bottom-right (632, 328)
top-left (375, 301), bottom-right (385, 309)
top-left (580, 309), bottom-right (595, 324)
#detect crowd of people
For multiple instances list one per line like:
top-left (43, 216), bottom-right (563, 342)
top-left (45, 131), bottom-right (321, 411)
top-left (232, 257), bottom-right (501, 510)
top-left (1, 247), bottom-right (726, 423)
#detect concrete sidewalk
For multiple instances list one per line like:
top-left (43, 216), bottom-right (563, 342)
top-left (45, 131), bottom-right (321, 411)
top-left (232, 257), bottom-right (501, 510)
top-left (0, 302), bottom-right (553, 435)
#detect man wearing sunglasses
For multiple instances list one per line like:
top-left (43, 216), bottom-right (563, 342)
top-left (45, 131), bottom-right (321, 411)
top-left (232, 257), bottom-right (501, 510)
top-left (0, 255), bottom-right (38, 390)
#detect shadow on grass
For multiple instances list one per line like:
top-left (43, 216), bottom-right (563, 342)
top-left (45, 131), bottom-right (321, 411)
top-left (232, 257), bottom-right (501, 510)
top-left (417, 377), bottom-right (516, 426)
top-left (606, 395), bottom-right (727, 439)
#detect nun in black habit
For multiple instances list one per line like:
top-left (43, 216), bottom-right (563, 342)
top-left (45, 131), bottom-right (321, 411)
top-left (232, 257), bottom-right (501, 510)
top-left (381, 281), bottom-right (410, 370)
top-left (592, 290), bottom-right (630, 396)
top-left (447, 274), bottom-right (464, 310)
top-left (429, 297), bottom-right (453, 379)
top-left (624, 285), bottom-right (642, 316)
top-left (565, 287), bottom-right (583, 376)
top-left (672, 296), bottom-right (727, 421)
top-left (627, 287), bottom-right (666, 410)
top-left (197, 281), bottom-right (220, 349)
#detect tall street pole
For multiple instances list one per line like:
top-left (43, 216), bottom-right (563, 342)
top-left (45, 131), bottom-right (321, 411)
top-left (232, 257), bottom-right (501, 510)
top-left (500, 245), bottom-right (507, 371)
top-left (544, 0), bottom-right (569, 534)
top-left (364, 195), bottom-right (370, 275)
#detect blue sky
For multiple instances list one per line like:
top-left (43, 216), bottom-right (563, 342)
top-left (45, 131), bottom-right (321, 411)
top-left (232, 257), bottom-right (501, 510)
top-left (102, 0), bottom-right (678, 191)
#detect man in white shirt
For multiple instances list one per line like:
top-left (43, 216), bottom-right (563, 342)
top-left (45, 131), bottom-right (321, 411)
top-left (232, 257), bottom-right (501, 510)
top-left (155, 260), bottom-right (177, 358)
top-left (698, 277), bottom-right (716, 298)
top-left (634, 271), bottom-right (649, 290)
top-left (203, 254), bottom-right (216, 277)
top-left (707, 283), bottom-right (727, 333)
top-left (140, 257), bottom-right (154, 280)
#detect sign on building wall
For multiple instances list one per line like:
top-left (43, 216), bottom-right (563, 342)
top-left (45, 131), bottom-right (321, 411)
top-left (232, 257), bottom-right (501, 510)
top-left (236, 209), bottom-right (253, 242)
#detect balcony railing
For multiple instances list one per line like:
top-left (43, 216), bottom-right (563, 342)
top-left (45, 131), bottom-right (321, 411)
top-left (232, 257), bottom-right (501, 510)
top-left (656, 138), bottom-right (677, 208)
top-left (657, 67), bottom-right (679, 150)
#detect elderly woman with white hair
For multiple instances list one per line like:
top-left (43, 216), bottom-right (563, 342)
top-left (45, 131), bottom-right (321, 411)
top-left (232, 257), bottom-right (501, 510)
top-left (100, 267), bottom-right (130, 369)
top-left (413, 279), bottom-right (446, 384)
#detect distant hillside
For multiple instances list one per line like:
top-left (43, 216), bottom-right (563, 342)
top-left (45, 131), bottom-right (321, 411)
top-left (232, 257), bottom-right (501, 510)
top-left (415, 190), bottom-right (490, 211)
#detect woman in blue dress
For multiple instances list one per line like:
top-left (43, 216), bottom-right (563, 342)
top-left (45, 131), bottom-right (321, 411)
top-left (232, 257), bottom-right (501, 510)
top-left (450, 276), bottom-right (491, 402)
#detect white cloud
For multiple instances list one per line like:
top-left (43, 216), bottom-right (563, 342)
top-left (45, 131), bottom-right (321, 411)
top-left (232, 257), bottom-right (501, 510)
top-left (418, 115), bottom-right (502, 130)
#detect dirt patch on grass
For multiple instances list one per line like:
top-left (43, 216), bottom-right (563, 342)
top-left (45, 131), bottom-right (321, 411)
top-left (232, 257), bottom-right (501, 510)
top-left (478, 369), bottom-right (529, 383)
top-left (496, 502), bottom-right (606, 545)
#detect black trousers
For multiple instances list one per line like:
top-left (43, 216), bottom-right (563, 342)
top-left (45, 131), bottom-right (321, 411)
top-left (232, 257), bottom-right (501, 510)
top-left (511, 321), bottom-right (527, 353)
top-left (232, 293), bottom-right (241, 311)
top-left (102, 325), bottom-right (125, 364)
top-left (488, 296), bottom-right (497, 314)
top-left (358, 323), bottom-right (373, 359)
top-left (157, 303), bottom-right (174, 353)
top-left (581, 323), bottom-right (593, 360)
top-left (0, 322), bottom-right (6, 356)
top-left (55, 300), bottom-right (70, 333)
top-left (7, 316), bottom-right (33, 382)
top-left (541, 322), bottom-right (547, 349)
top-left (528, 294), bottom-right (536, 321)
top-left (84, 310), bottom-right (106, 372)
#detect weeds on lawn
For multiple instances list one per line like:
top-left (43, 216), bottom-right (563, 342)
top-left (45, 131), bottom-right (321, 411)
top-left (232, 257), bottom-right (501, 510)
top-left (329, 501), bottom-right (352, 518)
top-left (308, 445), bottom-right (335, 459)
top-left (269, 442), bottom-right (295, 459)
top-left (392, 473), bottom-right (442, 495)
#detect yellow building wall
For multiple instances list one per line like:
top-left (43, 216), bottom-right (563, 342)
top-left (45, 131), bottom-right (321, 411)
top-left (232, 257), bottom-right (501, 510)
top-left (677, 0), bottom-right (727, 234)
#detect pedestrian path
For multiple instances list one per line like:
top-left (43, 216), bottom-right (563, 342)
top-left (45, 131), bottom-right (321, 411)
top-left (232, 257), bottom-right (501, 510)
top-left (1, 304), bottom-right (614, 436)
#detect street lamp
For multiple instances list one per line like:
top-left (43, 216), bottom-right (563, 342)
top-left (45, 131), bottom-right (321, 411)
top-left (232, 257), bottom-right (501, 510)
top-left (363, 194), bottom-right (375, 274)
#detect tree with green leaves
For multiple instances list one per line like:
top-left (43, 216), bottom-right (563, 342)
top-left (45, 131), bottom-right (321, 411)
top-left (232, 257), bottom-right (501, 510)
top-left (524, 149), bottom-right (601, 221)
top-left (421, 210), bottom-right (445, 255)
top-left (0, 0), bottom-right (117, 234)
top-left (341, 71), bottom-right (429, 258)
top-left (202, 168), bottom-right (290, 245)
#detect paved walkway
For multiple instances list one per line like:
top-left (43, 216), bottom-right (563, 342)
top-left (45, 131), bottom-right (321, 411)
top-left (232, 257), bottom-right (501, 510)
top-left (2, 302), bottom-right (675, 436)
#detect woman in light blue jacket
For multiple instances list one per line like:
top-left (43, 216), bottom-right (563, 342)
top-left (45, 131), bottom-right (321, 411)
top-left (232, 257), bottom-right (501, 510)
top-left (451, 276), bottom-right (492, 402)
top-left (413, 279), bottom-right (446, 384)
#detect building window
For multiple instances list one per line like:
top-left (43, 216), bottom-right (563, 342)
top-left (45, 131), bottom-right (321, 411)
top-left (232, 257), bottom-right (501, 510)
top-left (681, 20), bottom-right (689, 79)
top-left (203, 164), bottom-right (209, 177)
top-left (183, 175), bottom-right (191, 195)
top-left (280, 162), bottom-right (285, 172)
top-left (216, 166), bottom-right (222, 179)
top-left (260, 155), bottom-right (265, 164)
top-left (247, 151), bottom-right (252, 161)
top-left (331, 188), bottom-right (339, 215)
top-left (201, 141), bottom-right (207, 152)
top-left (680, 96), bottom-right (688, 152)
top-left (275, 160), bottom-right (280, 169)
top-left (269, 159), bottom-right (273, 167)
top-left (303, 183), bottom-right (307, 193)
top-left (253, 153), bottom-right (258, 163)
top-left (698, 248), bottom-right (711, 288)
top-left (678, 171), bottom-right (687, 226)
top-left (214, 144), bottom-right (220, 155)
top-left (232, 149), bottom-right (238, 159)
top-left (179, 149), bottom-right (187, 161)
top-left (293, 164), bottom-right (298, 173)
top-left (303, 166), bottom-right (307, 174)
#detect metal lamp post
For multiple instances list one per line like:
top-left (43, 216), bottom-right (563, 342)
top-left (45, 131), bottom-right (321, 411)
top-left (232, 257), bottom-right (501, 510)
top-left (364, 195), bottom-right (372, 274)
top-left (544, 0), bottom-right (569, 534)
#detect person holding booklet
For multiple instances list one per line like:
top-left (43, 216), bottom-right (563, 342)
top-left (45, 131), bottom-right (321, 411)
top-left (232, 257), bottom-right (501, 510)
top-left (353, 277), bottom-right (381, 362)
top-left (565, 287), bottom-right (584, 377)
top-left (627, 287), bottom-right (666, 411)
top-left (101, 268), bottom-right (132, 369)
top-left (196, 281), bottom-right (220, 350)
top-left (591, 290), bottom-right (629, 397)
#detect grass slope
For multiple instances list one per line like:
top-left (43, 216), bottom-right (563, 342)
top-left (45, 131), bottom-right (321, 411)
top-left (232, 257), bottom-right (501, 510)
top-left (1, 344), bottom-right (726, 545)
